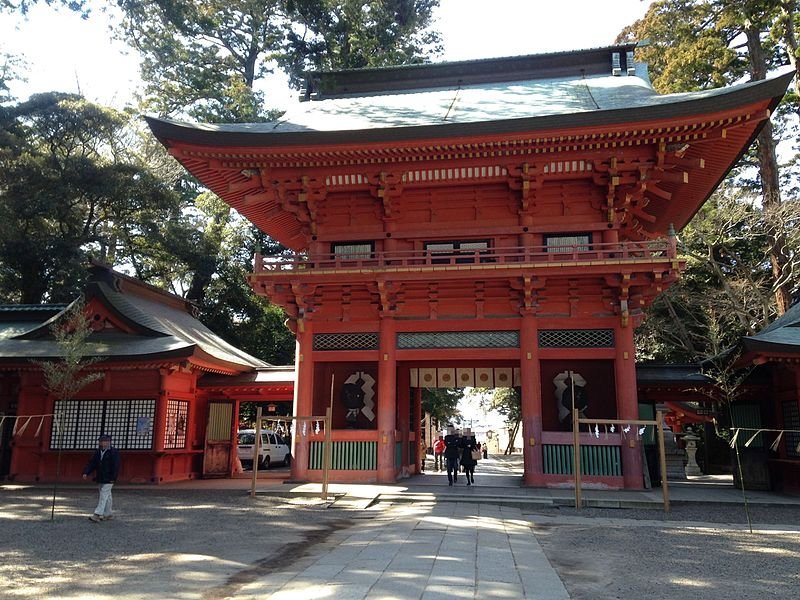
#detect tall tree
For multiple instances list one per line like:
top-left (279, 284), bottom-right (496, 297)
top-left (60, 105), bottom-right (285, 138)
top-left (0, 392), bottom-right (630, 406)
top-left (115, 1), bottom-right (442, 120)
top-left (637, 185), bottom-right (781, 361)
top-left (116, 0), bottom-right (287, 122)
top-left (488, 387), bottom-right (521, 455)
top-left (619, 0), bottom-right (799, 315)
top-left (421, 387), bottom-right (462, 426)
top-left (281, 0), bottom-right (442, 87)
top-left (0, 93), bottom-right (184, 303)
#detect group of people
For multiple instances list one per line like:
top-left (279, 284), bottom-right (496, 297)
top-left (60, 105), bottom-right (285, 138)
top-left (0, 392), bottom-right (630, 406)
top-left (431, 428), bottom-right (482, 486)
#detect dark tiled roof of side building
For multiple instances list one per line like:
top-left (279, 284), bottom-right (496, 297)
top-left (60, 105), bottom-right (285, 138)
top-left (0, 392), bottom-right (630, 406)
top-left (0, 264), bottom-right (268, 371)
top-left (742, 300), bottom-right (800, 354)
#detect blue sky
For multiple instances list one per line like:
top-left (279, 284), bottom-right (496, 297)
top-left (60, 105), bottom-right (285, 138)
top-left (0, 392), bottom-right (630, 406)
top-left (1, 0), bottom-right (653, 110)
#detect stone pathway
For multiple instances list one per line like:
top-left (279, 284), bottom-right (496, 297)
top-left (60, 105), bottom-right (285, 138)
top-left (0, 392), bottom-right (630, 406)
top-left (230, 501), bottom-right (568, 600)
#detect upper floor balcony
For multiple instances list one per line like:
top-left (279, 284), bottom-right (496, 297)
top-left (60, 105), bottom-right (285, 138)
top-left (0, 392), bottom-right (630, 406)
top-left (252, 238), bottom-right (679, 279)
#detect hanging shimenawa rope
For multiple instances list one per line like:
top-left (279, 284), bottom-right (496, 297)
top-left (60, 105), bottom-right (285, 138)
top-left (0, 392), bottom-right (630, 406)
top-left (727, 426), bottom-right (800, 534)
top-left (1, 414), bottom-right (57, 437)
top-left (731, 427), bottom-right (800, 453)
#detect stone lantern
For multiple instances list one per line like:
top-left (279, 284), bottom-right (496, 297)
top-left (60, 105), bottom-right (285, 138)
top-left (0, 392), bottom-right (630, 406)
top-left (684, 432), bottom-right (702, 476)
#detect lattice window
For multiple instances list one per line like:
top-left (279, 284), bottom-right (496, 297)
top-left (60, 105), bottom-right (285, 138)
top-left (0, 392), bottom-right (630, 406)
top-left (538, 329), bottom-right (614, 348)
top-left (397, 331), bottom-right (519, 349)
top-left (314, 333), bottom-right (378, 351)
top-left (332, 242), bottom-right (373, 261)
top-left (782, 401), bottom-right (800, 458)
top-left (51, 399), bottom-right (156, 450)
top-left (164, 400), bottom-right (189, 450)
top-left (424, 239), bottom-right (490, 264)
top-left (544, 233), bottom-right (591, 253)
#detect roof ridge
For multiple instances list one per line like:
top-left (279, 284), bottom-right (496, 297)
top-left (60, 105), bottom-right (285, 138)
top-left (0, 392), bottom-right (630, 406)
top-left (88, 260), bottom-right (199, 313)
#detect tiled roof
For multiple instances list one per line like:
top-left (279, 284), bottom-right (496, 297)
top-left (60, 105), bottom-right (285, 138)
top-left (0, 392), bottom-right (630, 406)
top-left (146, 45), bottom-right (793, 145)
top-left (636, 364), bottom-right (710, 384)
top-left (0, 304), bottom-right (68, 313)
top-left (742, 301), bottom-right (800, 354)
top-left (0, 265), bottom-right (268, 371)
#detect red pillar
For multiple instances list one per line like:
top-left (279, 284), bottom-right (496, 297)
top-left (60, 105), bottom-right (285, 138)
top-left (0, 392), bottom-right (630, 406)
top-left (520, 313), bottom-right (544, 485)
top-left (616, 324), bottom-right (644, 489)
top-left (230, 399), bottom-right (241, 474)
top-left (377, 317), bottom-right (397, 483)
top-left (291, 319), bottom-right (314, 481)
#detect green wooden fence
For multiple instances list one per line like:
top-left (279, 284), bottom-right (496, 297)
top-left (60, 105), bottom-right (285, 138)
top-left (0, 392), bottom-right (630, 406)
top-left (730, 404), bottom-right (765, 448)
top-left (309, 441), bottom-right (377, 470)
top-left (543, 443), bottom-right (622, 476)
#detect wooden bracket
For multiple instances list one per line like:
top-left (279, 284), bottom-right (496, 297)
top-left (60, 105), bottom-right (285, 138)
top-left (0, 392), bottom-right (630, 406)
top-left (372, 171), bottom-right (404, 220)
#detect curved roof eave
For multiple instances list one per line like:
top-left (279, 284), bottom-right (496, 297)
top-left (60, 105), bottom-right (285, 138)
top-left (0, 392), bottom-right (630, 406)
top-left (146, 70), bottom-right (794, 150)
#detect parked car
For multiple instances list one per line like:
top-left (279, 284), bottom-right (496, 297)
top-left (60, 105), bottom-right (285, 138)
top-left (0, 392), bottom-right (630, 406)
top-left (237, 429), bottom-right (291, 469)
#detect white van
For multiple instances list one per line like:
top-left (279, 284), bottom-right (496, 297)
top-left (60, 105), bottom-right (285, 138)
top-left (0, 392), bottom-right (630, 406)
top-left (237, 429), bottom-right (291, 469)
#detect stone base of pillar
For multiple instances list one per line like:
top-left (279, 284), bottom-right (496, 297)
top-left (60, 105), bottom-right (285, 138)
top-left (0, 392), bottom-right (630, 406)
top-left (523, 472), bottom-right (549, 486)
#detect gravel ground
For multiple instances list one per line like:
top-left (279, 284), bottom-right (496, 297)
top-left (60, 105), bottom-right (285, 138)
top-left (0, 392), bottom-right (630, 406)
top-left (0, 486), bottom-right (356, 600)
top-left (2, 486), bottom-right (799, 600)
top-left (526, 501), bottom-right (800, 525)
top-left (525, 503), bottom-right (800, 600)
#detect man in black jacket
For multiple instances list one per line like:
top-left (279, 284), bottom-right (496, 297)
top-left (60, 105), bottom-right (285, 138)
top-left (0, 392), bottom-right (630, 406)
top-left (443, 429), bottom-right (463, 486)
top-left (82, 434), bottom-right (121, 522)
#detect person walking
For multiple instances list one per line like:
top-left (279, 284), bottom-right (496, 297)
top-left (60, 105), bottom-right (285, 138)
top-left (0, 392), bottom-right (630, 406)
top-left (82, 434), bottom-right (121, 522)
top-left (444, 431), bottom-right (462, 486)
top-left (461, 437), bottom-right (479, 485)
top-left (432, 435), bottom-right (446, 471)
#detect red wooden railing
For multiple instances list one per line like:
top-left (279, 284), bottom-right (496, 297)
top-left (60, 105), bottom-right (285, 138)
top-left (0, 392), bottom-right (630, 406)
top-left (253, 239), bottom-right (677, 273)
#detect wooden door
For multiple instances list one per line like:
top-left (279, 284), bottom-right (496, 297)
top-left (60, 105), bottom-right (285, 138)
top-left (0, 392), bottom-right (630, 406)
top-left (203, 401), bottom-right (233, 477)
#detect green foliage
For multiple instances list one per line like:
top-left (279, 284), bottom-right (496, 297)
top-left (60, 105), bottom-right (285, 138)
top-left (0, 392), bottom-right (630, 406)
top-left (115, 0), bottom-right (286, 122)
top-left (636, 188), bottom-right (780, 361)
top-left (0, 0), bottom-right (87, 16)
top-left (421, 387), bottom-right (462, 425)
top-left (0, 93), bottom-right (184, 303)
top-left (32, 297), bottom-right (104, 401)
top-left (199, 259), bottom-right (296, 365)
top-left (617, 0), bottom-right (789, 93)
top-left (0, 52), bottom-right (25, 104)
top-left (115, 0), bottom-right (442, 120)
top-left (618, 0), bottom-right (741, 92)
top-left (281, 0), bottom-right (443, 87)
top-left (490, 387), bottom-right (521, 426)
top-left (623, 0), bottom-right (800, 359)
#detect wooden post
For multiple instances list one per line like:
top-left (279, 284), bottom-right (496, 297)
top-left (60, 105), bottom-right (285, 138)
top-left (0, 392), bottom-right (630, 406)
top-left (656, 410), bottom-right (670, 513)
top-left (250, 405), bottom-right (262, 498)
top-left (573, 407), bottom-right (582, 509)
top-left (322, 407), bottom-right (332, 500)
top-left (377, 317), bottom-right (397, 482)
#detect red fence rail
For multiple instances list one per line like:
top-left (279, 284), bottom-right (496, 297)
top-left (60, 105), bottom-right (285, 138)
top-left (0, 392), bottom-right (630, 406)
top-left (254, 239), bottom-right (676, 273)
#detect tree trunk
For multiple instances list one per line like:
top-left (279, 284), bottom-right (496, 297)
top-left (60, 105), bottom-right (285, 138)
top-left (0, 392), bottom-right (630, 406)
top-left (779, 0), bottom-right (800, 102)
top-left (746, 25), bottom-right (793, 314)
top-left (504, 419), bottom-right (520, 455)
